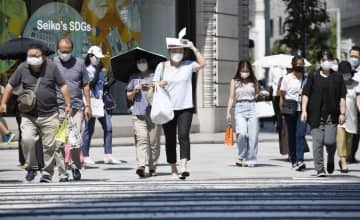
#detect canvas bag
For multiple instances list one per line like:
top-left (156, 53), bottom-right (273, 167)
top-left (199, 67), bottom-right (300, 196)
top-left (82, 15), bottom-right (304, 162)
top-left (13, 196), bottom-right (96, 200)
top-left (15, 75), bottom-right (43, 113)
top-left (224, 124), bottom-right (234, 147)
top-left (150, 84), bottom-right (174, 124)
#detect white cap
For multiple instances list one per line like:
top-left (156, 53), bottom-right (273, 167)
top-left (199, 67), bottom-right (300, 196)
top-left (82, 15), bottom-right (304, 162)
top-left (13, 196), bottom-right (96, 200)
top-left (166, 38), bottom-right (188, 49)
top-left (87, 46), bottom-right (105, 58)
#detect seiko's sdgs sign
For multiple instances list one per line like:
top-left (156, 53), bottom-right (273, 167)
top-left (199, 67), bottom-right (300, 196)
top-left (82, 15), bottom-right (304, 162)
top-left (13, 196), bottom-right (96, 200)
top-left (36, 20), bottom-right (91, 32)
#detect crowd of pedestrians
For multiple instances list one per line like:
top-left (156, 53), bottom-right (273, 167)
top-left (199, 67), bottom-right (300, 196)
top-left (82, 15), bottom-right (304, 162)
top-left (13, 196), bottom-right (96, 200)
top-left (0, 34), bottom-right (359, 182)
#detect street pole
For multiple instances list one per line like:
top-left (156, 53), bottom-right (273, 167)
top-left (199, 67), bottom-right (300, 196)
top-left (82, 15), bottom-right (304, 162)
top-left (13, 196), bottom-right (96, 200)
top-left (327, 8), bottom-right (341, 59)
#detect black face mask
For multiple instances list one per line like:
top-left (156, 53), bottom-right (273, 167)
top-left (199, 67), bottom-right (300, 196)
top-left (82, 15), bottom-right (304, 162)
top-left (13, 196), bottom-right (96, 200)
top-left (293, 66), bottom-right (305, 73)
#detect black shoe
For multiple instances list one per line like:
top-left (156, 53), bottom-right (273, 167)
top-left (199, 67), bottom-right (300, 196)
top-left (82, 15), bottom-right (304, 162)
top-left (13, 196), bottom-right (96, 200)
top-left (25, 169), bottom-right (37, 182)
top-left (317, 168), bottom-right (326, 177)
top-left (327, 158), bottom-right (335, 174)
top-left (295, 162), bottom-right (306, 171)
top-left (72, 168), bottom-right (81, 181)
top-left (39, 175), bottom-right (51, 183)
top-left (136, 166), bottom-right (145, 178)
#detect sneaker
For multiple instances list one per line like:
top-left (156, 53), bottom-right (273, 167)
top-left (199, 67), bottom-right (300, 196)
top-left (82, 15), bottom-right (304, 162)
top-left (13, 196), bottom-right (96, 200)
top-left (3, 132), bottom-right (15, 144)
top-left (104, 155), bottom-right (121, 164)
top-left (59, 175), bottom-right (69, 182)
top-left (136, 166), bottom-right (145, 178)
top-left (317, 168), bottom-right (326, 177)
top-left (295, 161), bottom-right (306, 171)
top-left (25, 169), bottom-right (37, 182)
top-left (39, 175), bottom-right (52, 183)
top-left (149, 167), bottom-right (157, 176)
top-left (72, 168), bottom-right (81, 181)
top-left (235, 159), bottom-right (243, 167)
top-left (84, 157), bottom-right (95, 165)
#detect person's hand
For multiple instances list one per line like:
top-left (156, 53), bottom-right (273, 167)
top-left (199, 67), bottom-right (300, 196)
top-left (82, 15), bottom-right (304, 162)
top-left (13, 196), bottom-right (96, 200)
top-left (226, 113), bottom-right (232, 124)
top-left (339, 114), bottom-right (346, 125)
top-left (0, 104), bottom-right (6, 113)
top-left (158, 80), bottom-right (168, 88)
top-left (301, 111), bottom-right (307, 123)
top-left (141, 83), bottom-right (151, 91)
top-left (134, 84), bottom-right (142, 92)
top-left (260, 90), bottom-right (270, 97)
top-left (84, 105), bottom-right (92, 119)
top-left (187, 41), bottom-right (195, 50)
top-left (65, 105), bottom-right (72, 116)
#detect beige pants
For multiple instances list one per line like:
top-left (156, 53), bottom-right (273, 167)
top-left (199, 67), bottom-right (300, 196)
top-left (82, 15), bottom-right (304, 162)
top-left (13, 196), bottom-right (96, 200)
top-left (21, 113), bottom-right (59, 176)
top-left (132, 115), bottom-right (160, 169)
top-left (55, 109), bottom-right (83, 176)
top-left (336, 127), bottom-right (353, 157)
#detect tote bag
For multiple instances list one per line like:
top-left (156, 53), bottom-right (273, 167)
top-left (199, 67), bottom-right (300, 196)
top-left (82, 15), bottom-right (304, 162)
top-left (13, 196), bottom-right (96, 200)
top-left (90, 97), bottom-right (105, 118)
top-left (224, 125), bottom-right (234, 147)
top-left (150, 84), bottom-right (174, 124)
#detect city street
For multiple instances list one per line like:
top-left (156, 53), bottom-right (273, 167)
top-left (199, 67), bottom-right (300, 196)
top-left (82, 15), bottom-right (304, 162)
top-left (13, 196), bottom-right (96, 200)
top-left (1, 132), bottom-right (360, 219)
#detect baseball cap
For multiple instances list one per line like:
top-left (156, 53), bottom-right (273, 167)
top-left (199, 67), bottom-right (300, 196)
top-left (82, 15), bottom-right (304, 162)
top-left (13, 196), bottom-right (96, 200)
top-left (87, 46), bottom-right (105, 58)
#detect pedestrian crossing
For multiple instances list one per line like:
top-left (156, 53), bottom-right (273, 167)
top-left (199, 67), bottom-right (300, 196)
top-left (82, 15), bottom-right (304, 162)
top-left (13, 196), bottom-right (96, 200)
top-left (0, 179), bottom-right (360, 219)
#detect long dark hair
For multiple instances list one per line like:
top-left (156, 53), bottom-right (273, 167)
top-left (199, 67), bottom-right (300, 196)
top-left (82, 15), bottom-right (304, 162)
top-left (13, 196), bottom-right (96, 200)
top-left (233, 60), bottom-right (257, 84)
top-left (291, 55), bottom-right (305, 67)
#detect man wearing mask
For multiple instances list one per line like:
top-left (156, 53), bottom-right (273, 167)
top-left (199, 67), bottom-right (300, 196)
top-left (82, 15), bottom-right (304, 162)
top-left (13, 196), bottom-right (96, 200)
top-left (349, 46), bottom-right (360, 163)
top-left (54, 37), bottom-right (92, 181)
top-left (0, 44), bottom-right (72, 183)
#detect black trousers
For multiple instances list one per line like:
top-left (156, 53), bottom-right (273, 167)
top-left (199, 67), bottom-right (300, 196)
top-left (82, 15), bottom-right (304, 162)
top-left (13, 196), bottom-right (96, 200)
top-left (162, 108), bottom-right (193, 164)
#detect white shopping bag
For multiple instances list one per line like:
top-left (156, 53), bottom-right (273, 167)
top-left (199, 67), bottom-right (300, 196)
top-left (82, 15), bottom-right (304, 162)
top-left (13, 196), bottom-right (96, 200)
top-left (150, 84), bottom-right (174, 124)
top-left (256, 101), bottom-right (275, 118)
top-left (67, 117), bottom-right (83, 149)
top-left (90, 97), bottom-right (105, 118)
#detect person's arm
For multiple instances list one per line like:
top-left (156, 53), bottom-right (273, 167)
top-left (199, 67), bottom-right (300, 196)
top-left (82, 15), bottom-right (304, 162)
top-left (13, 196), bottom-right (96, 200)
top-left (0, 83), bottom-right (14, 113)
top-left (126, 78), bottom-right (141, 101)
top-left (59, 84), bottom-right (72, 115)
top-left (339, 97), bottom-right (346, 125)
top-left (83, 84), bottom-right (91, 118)
top-left (301, 95), bottom-right (309, 123)
top-left (226, 79), bottom-right (235, 124)
top-left (187, 41), bottom-right (206, 71)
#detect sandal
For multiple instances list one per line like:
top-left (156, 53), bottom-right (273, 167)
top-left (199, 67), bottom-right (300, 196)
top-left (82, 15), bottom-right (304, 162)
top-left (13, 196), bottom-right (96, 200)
top-left (339, 161), bottom-right (349, 173)
top-left (235, 159), bottom-right (243, 167)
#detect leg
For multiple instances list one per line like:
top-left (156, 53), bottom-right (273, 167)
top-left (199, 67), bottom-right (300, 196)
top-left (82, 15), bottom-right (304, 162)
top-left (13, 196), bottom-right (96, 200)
top-left (350, 133), bottom-right (359, 163)
top-left (246, 115), bottom-right (259, 165)
top-left (98, 110), bottom-right (113, 155)
top-left (16, 115), bottom-right (25, 166)
top-left (337, 127), bottom-right (350, 171)
top-left (324, 122), bottom-right (337, 174)
top-left (177, 109), bottom-right (193, 161)
top-left (147, 116), bottom-right (161, 171)
top-left (235, 113), bottom-right (248, 161)
top-left (38, 113), bottom-right (59, 177)
top-left (132, 115), bottom-right (149, 168)
top-left (162, 115), bottom-right (178, 164)
top-left (81, 117), bottom-right (96, 157)
top-left (295, 113), bottom-right (307, 163)
top-left (311, 126), bottom-right (325, 173)
top-left (285, 113), bottom-right (298, 165)
top-left (21, 116), bottom-right (39, 170)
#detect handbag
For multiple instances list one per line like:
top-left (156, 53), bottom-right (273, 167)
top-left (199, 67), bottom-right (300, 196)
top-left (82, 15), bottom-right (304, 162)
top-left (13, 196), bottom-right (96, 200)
top-left (14, 75), bottom-right (43, 113)
top-left (150, 84), bottom-right (174, 124)
top-left (224, 125), bottom-right (234, 147)
top-left (281, 99), bottom-right (298, 115)
top-left (67, 116), bottom-right (83, 149)
top-left (145, 62), bottom-right (165, 105)
top-left (103, 91), bottom-right (116, 110)
top-left (90, 97), bottom-right (105, 117)
top-left (256, 101), bottom-right (275, 118)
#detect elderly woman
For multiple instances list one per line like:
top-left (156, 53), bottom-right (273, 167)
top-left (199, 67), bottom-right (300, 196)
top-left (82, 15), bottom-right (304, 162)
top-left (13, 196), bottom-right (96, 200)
top-left (153, 40), bottom-right (206, 179)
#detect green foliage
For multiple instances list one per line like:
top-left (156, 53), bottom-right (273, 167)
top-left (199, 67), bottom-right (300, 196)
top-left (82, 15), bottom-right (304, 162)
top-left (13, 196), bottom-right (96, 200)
top-left (271, 40), bottom-right (291, 55)
top-left (281, 0), bottom-right (330, 63)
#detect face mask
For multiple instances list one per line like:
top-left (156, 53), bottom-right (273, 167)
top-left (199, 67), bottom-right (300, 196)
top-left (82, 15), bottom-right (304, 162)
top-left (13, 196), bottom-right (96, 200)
top-left (293, 66), bottom-right (305, 73)
top-left (170, 52), bottom-right (183, 63)
top-left (90, 56), bottom-right (100, 66)
top-left (27, 56), bottom-right (43, 66)
top-left (58, 51), bottom-right (72, 62)
top-left (321, 61), bottom-right (333, 71)
top-left (240, 72), bottom-right (250, 79)
top-left (343, 73), bottom-right (352, 81)
top-left (331, 64), bottom-right (338, 72)
top-left (349, 57), bottom-right (360, 69)
top-left (137, 63), bottom-right (148, 72)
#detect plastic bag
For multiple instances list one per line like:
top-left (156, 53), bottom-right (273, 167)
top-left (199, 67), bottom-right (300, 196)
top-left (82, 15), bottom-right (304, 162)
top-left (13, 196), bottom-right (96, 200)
top-left (67, 117), bottom-right (82, 149)
top-left (55, 118), bottom-right (68, 143)
top-left (224, 125), bottom-right (234, 147)
top-left (150, 84), bottom-right (174, 124)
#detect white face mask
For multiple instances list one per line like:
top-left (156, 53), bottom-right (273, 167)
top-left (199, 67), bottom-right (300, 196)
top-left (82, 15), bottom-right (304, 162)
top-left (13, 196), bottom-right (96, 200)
top-left (240, 72), bottom-right (250, 79)
top-left (137, 63), bottom-right (148, 72)
top-left (170, 52), bottom-right (183, 63)
top-left (27, 56), bottom-right (43, 66)
top-left (349, 57), bottom-right (360, 69)
top-left (90, 56), bottom-right (100, 66)
top-left (58, 51), bottom-right (72, 62)
top-left (321, 61), bottom-right (333, 71)
top-left (343, 73), bottom-right (352, 81)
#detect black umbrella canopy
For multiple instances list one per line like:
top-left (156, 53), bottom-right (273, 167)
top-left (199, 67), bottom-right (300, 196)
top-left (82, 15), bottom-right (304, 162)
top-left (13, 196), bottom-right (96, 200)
top-left (110, 47), bottom-right (167, 83)
top-left (0, 37), bottom-right (54, 60)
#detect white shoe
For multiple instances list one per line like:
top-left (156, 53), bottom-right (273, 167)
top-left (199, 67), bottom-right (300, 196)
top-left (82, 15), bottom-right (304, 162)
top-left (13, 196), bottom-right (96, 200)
top-left (104, 155), bottom-right (121, 164)
top-left (84, 157), bottom-right (95, 165)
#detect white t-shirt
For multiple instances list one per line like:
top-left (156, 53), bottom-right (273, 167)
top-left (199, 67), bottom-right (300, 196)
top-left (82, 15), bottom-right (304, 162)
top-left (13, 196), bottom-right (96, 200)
top-left (280, 73), bottom-right (306, 111)
top-left (339, 80), bottom-right (360, 134)
top-left (153, 60), bottom-right (198, 110)
top-left (267, 67), bottom-right (287, 96)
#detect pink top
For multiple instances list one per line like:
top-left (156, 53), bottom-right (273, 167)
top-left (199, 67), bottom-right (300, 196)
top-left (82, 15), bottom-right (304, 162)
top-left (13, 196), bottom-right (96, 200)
top-left (234, 80), bottom-right (256, 101)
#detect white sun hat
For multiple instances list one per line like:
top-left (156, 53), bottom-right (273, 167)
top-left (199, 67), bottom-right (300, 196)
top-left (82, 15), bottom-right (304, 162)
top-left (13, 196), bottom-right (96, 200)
top-left (166, 27), bottom-right (189, 49)
top-left (87, 45), bottom-right (105, 58)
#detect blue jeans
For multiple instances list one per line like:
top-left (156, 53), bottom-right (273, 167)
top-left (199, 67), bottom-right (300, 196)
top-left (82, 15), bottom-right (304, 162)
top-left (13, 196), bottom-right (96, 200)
top-left (82, 110), bottom-right (112, 156)
top-left (235, 102), bottom-right (259, 165)
top-left (285, 111), bottom-right (307, 164)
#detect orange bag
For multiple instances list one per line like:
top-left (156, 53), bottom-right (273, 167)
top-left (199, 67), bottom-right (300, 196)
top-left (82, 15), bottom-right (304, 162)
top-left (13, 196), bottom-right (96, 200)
top-left (224, 125), bottom-right (234, 147)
